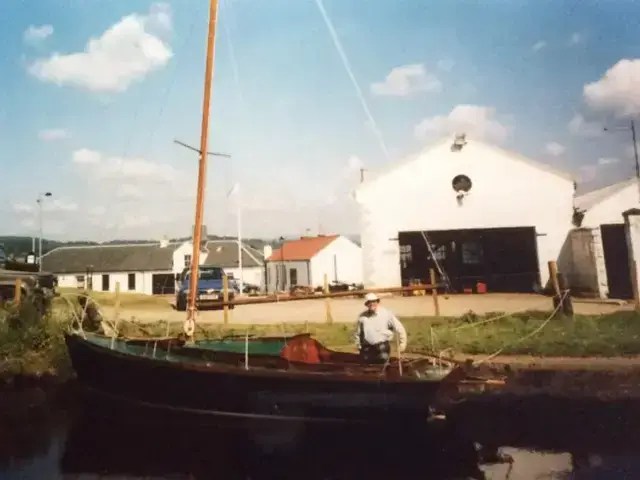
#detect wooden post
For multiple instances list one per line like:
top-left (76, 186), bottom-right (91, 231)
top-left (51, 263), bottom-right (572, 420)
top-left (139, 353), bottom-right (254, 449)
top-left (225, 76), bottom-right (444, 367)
top-left (223, 274), bottom-right (229, 325)
top-left (114, 282), bottom-right (121, 323)
top-left (429, 268), bottom-right (440, 317)
top-left (324, 273), bottom-right (333, 324)
top-left (557, 273), bottom-right (574, 318)
top-left (547, 261), bottom-right (561, 297)
top-left (13, 278), bottom-right (21, 305)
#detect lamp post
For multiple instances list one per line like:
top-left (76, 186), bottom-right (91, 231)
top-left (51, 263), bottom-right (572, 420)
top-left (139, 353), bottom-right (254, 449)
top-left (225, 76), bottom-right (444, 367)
top-left (36, 192), bottom-right (52, 271)
top-left (279, 236), bottom-right (285, 291)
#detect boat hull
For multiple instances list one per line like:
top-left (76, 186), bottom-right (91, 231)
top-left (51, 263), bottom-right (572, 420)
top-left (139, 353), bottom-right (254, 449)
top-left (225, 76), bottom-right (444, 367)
top-left (65, 333), bottom-right (444, 424)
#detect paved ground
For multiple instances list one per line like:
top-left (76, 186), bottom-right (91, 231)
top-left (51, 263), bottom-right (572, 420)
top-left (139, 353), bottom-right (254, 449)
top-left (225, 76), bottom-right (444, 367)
top-left (102, 293), bottom-right (629, 325)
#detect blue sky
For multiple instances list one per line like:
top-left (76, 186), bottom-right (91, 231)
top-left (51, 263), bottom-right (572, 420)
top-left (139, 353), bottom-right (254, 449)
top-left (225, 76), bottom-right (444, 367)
top-left (0, 0), bottom-right (639, 240)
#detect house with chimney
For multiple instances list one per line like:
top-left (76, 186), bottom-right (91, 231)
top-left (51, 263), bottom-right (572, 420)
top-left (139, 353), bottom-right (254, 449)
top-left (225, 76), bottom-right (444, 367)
top-left (41, 238), bottom-right (265, 295)
top-left (264, 234), bottom-right (362, 292)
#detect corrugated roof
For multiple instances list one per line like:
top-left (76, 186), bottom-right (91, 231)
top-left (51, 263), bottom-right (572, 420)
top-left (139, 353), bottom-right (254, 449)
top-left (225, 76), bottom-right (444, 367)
top-left (41, 243), bottom-right (178, 274)
top-left (202, 240), bottom-right (263, 269)
top-left (356, 136), bottom-right (575, 196)
top-left (266, 235), bottom-right (339, 262)
top-left (42, 239), bottom-right (264, 274)
top-left (574, 177), bottom-right (637, 212)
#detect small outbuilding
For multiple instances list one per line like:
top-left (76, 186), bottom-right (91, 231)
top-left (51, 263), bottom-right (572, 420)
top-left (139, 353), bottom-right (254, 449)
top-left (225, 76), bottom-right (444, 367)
top-left (264, 234), bottom-right (362, 292)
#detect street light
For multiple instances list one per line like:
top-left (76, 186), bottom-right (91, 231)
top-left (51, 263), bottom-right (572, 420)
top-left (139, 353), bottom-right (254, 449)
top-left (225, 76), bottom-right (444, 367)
top-left (36, 192), bottom-right (52, 271)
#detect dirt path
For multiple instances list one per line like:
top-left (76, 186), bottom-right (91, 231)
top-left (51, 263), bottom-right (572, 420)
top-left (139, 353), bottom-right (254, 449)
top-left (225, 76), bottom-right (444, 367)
top-left (102, 293), bottom-right (628, 325)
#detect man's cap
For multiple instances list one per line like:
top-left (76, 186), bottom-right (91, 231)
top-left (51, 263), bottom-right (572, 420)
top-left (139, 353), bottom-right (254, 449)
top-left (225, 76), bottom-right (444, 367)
top-left (364, 292), bottom-right (380, 304)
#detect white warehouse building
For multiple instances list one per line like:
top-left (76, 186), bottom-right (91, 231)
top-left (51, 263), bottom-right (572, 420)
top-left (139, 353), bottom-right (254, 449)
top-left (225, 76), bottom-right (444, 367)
top-left (41, 239), bottom-right (265, 295)
top-left (354, 135), bottom-right (577, 293)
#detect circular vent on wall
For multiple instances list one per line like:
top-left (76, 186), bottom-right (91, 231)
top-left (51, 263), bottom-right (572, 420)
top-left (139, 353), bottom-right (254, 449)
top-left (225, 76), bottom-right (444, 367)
top-left (452, 174), bottom-right (472, 193)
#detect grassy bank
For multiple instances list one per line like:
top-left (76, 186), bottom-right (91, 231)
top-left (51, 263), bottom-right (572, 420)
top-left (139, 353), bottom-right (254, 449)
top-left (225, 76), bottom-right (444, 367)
top-left (119, 309), bottom-right (640, 358)
top-left (3, 306), bottom-right (640, 383)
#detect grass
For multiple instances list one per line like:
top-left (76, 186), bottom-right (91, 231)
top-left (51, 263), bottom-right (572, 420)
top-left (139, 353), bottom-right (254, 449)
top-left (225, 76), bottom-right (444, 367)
top-left (4, 303), bottom-right (640, 383)
top-left (116, 309), bottom-right (640, 358)
top-left (54, 287), bottom-right (170, 309)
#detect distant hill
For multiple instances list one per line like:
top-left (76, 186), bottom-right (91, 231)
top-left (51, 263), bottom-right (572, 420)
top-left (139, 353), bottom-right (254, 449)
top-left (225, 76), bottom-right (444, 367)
top-left (0, 235), bottom-right (279, 258)
top-left (0, 234), bottom-right (358, 259)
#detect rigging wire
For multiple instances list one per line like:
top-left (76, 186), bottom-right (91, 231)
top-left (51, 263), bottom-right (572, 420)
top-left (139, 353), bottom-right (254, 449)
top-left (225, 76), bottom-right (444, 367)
top-left (313, 0), bottom-right (391, 163)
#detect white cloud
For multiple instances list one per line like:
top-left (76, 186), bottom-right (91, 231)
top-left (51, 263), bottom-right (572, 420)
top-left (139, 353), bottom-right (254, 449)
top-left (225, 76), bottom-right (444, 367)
top-left (23, 25), bottom-right (53, 44)
top-left (347, 155), bottom-right (364, 171)
top-left (72, 148), bottom-right (101, 164)
top-left (583, 59), bottom-right (640, 117)
top-left (44, 199), bottom-right (78, 213)
top-left (568, 114), bottom-right (603, 137)
top-left (20, 218), bottom-right (36, 229)
top-left (532, 41), bottom-right (547, 52)
top-left (12, 202), bottom-right (34, 213)
top-left (28, 3), bottom-right (173, 92)
top-left (545, 142), bottom-right (565, 156)
top-left (569, 32), bottom-right (584, 45)
top-left (578, 165), bottom-right (598, 182)
top-left (598, 157), bottom-right (619, 166)
top-left (116, 183), bottom-right (144, 199)
top-left (436, 59), bottom-right (454, 72)
top-left (371, 64), bottom-right (442, 97)
top-left (38, 128), bottom-right (70, 141)
top-left (73, 148), bottom-right (179, 183)
top-left (88, 206), bottom-right (107, 216)
top-left (414, 104), bottom-right (511, 143)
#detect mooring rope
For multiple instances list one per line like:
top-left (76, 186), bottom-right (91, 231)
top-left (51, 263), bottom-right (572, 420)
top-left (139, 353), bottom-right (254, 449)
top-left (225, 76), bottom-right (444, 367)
top-left (474, 289), bottom-right (570, 366)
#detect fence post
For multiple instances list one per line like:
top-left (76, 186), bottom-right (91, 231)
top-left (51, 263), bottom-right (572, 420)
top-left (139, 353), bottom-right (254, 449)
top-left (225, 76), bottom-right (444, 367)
top-left (114, 282), bottom-right (121, 324)
top-left (324, 273), bottom-right (333, 324)
top-left (429, 268), bottom-right (440, 317)
top-left (223, 275), bottom-right (230, 325)
top-left (557, 273), bottom-right (574, 318)
top-left (14, 278), bottom-right (21, 306)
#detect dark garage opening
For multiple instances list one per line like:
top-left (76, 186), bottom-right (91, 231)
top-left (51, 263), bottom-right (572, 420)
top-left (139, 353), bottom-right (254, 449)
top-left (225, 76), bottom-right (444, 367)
top-left (152, 273), bottom-right (176, 295)
top-left (398, 227), bottom-right (541, 293)
top-left (600, 224), bottom-right (633, 299)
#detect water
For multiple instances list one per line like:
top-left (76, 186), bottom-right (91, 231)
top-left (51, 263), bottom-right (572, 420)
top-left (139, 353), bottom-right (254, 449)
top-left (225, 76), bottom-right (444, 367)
top-left (3, 385), bottom-right (640, 479)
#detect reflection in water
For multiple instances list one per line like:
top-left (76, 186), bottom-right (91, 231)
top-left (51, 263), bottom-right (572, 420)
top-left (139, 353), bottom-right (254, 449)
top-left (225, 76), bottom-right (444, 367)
top-left (5, 388), bottom-right (640, 479)
top-left (58, 402), bottom-right (486, 479)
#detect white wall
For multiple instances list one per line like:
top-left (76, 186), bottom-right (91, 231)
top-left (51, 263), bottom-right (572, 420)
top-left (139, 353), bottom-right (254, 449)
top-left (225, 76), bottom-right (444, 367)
top-left (356, 139), bottom-right (575, 288)
top-left (172, 242), bottom-right (195, 274)
top-left (57, 271), bottom-right (173, 295)
top-left (581, 182), bottom-right (640, 227)
top-left (225, 266), bottom-right (264, 288)
top-left (309, 236), bottom-right (363, 286)
top-left (564, 228), bottom-right (608, 297)
top-left (265, 260), bottom-right (310, 292)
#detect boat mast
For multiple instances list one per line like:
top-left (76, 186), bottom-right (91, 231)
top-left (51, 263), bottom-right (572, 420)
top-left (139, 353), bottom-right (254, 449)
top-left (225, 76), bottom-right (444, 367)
top-left (184, 0), bottom-right (219, 339)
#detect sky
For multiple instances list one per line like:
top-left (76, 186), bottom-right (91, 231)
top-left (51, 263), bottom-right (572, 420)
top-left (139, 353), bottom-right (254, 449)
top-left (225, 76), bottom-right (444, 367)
top-left (0, 0), bottom-right (639, 241)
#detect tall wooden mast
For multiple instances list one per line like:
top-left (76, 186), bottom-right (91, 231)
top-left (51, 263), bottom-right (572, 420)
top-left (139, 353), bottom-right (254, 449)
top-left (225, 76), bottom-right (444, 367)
top-left (184, 0), bottom-right (219, 339)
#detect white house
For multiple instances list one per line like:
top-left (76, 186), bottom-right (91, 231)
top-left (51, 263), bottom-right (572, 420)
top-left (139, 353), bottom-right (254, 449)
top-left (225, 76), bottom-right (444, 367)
top-left (569, 177), bottom-right (640, 299)
top-left (354, 134), bottom-right (576, 293)
top-left (264, 234), bottom-right (362, 292)
top-left (42, 238), bottom-right (265, 295)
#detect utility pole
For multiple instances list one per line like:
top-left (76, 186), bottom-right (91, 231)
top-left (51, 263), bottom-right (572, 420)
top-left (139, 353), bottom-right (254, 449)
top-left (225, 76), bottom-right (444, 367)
top-left (36, 192), bottom-right (52, 271)
top-left (604, 120), bottom-right (640, 202)
top-left (360, 168), bottom-right (366, 183)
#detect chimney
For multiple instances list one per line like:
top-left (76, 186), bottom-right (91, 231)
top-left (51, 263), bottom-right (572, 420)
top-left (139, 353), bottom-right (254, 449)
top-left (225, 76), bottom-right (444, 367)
top-left (159, 235), bottom-right (169, 248)
top-left (263, 245), bottom-right (273, 259)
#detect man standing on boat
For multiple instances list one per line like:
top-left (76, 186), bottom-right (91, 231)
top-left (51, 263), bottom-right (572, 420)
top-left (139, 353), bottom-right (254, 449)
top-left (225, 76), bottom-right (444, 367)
top-left (354, 293), bottom-right (407, 364)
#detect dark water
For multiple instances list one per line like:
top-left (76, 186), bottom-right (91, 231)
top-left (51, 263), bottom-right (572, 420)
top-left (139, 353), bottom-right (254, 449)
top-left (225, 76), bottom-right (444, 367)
top-left (3, 386), bottom-right (640, 479)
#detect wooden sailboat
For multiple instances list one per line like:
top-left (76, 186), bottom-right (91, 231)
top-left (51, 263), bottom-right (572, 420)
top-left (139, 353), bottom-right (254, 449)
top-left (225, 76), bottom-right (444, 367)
top-left (64, 0), bottom-right (505, 423)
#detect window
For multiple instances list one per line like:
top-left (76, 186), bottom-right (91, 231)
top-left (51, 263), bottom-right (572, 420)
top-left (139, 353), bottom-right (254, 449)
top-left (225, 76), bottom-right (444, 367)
top-left (76, 275), bottom-right (85, 289)
top-left (127, 273), bottom-right (136, 291)
top-left (184, 255), bottom-right (192, 268)
top-left (399, 244), bottom-right (413, 263)
top-left (289, 268), bottom-right (298, 286)
top-left (462, 242), bottom-right (483, 265)
top-left (427, 244), bottom-right (446, 261)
